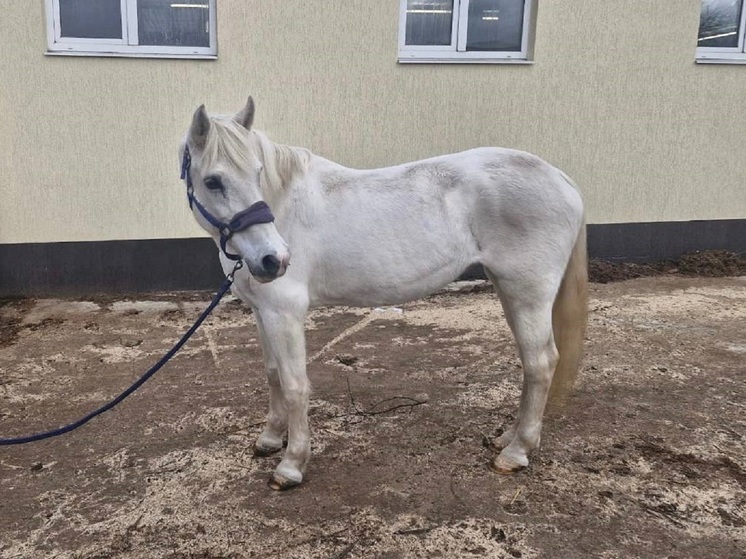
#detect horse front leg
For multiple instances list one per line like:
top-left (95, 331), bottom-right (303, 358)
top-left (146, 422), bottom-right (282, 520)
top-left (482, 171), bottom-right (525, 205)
top-left (255, 308), bottom-right (310, 490)
top-left (252, 313), bottom-right (287, 457)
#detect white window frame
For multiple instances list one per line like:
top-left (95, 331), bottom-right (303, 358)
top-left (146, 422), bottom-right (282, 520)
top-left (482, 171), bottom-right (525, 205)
top-left (44, 0), bottom-right (217, 59)
top-left (398, 0), bottom-right (533, 64)
top-left (696, 0), bottom-right (746, 63)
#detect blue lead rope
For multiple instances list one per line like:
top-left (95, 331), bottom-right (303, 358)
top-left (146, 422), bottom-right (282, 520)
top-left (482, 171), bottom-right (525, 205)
top-left (0, 262), bottom-right (242, 446)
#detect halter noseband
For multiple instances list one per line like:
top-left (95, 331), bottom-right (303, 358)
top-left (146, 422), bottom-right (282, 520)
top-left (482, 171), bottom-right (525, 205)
top-left (180, 146), bottom-right (275, 261)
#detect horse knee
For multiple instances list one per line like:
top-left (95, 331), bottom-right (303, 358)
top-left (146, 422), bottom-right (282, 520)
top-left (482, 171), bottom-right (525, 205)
top-left (281, 383), bottom-right (311, 409)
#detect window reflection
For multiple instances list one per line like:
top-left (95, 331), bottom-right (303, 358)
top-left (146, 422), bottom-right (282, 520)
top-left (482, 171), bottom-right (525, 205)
top-left (405, 0), bottom-right (454, 46)
top-left (698, 0), bottom-right (743, 47)
top-left (465, 0), bottom-right (524, 52)
top-left (59, 0), bottom-right (122, 39)
top-left (138, 0), bottom-right (210, 47)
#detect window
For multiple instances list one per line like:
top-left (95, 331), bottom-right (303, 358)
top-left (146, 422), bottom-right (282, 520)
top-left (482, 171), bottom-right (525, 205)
top-left (45, 0), bottom-right (217, 58)
top-left (697, 0), bottom-right (746, 62)
top-left (398, 0), bottom-right (533, 63)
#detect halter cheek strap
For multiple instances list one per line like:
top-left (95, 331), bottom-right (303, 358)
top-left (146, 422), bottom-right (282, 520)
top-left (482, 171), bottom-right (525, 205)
top-left (180, 146), bottom-right (275, 261)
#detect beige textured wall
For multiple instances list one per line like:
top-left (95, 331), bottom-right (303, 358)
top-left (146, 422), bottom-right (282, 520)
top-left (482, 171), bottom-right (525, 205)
top-left (1, 0), bottom-right (744, 244)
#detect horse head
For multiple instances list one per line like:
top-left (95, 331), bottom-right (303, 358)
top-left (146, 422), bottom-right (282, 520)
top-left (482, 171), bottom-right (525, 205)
top-left (181, 97), bottom-right (290, 283)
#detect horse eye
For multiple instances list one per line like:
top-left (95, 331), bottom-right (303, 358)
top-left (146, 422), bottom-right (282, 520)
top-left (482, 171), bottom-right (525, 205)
top-left (204, 176), bottom-right (223, 191)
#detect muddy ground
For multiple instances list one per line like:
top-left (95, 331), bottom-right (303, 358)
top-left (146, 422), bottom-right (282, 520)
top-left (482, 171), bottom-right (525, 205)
top-left (0, 274), bottom-right (744, 558)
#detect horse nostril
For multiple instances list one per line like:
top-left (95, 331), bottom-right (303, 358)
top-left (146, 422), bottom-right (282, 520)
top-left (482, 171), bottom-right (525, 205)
top-left (262, 254), bottom-right (281, 276)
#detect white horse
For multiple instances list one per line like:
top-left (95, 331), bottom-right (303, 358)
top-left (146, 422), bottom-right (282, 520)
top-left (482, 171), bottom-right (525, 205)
top-left (180, 97), bottom-right (587, 490)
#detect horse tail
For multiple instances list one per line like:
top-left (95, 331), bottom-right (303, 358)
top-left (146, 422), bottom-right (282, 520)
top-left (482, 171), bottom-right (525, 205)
top-left (548, 218), bottom-right (588, 405)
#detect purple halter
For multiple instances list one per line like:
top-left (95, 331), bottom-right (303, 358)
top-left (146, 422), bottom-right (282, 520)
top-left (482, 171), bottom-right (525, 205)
top-left (180, 146), bottom-right (275, 261)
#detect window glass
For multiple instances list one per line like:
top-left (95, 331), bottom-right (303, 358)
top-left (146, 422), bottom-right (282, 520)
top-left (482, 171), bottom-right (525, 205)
top-left (405, 0), bottom-right (454, 45)
top-left (465, 0), bottom-right (524, 51)
top-left (138, 0), bottom-right (210, 47)
top-left (59, 0), bottom-right (122, 39)
top-left (698, 0), bottom-right (743, 47)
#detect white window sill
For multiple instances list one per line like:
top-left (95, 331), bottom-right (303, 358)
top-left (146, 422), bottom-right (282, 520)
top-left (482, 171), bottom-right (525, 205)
top-left (398, 48), bottom-right (531, 65)
top-left (696, 57), bottom-right (746, 64)
top-left (398, 57), bottom-right (533, 65)
top-left (45, 50), bottom-right (217, 60)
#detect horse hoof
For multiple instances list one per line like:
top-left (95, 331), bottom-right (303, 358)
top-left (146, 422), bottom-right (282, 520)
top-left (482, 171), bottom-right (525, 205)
top-left (268, 473), bottom-right (302, 491)
top-left (489, 455), bottom-right (526, 475)
top-left (253, 443), bottom-right (282, 457)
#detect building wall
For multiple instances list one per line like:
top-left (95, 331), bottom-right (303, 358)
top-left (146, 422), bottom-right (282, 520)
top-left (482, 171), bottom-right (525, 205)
top-left (1, 0), bottom-right (744, 247)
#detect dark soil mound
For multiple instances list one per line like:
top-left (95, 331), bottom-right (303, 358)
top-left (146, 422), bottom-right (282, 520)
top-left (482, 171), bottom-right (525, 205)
top-left (589, 250), bottom-right (745, 283)
top-left (677, 250), bottom-right (746, 277)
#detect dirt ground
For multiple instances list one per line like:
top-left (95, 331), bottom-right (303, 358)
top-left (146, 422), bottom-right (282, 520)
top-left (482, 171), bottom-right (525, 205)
top-left (0, 273), bottom-right (744, 558)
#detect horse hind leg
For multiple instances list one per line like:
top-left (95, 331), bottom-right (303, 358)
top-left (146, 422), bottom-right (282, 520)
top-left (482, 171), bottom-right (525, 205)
top-left (482, 272), bottom-right (520, 452)
top-left (484, 270), bottom-right (559, 473)
top-left (253, 313), bottom-right (288, 457)
top-left (254, 365), bottom-right (287, 457)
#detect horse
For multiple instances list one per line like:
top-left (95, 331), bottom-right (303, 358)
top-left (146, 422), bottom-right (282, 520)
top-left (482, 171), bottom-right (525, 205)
top-left (179, 97), bottom-right (588, 490)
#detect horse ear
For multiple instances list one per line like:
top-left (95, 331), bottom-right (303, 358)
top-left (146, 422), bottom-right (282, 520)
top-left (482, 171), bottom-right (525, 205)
top-left (189, 104), bottom-right (210, 148)
top-left (234, 96), bottom-right (255, 130)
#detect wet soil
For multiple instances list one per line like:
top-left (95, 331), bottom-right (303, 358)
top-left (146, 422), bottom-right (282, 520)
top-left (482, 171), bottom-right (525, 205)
top-left (0, 275), bottom-right (744, 558)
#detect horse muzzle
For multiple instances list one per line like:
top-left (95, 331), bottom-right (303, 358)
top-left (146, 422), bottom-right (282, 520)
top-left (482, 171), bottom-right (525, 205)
top-left (247, 252), bottom-right (290, 283)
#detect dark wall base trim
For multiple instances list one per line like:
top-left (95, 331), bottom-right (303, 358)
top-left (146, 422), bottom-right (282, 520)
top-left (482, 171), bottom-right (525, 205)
top-left (1, 219), bottom-right (744, 296)
top-left (0, 238), bottom-right (224, 297)
top-left (587, 219), bottom-right (745, 263)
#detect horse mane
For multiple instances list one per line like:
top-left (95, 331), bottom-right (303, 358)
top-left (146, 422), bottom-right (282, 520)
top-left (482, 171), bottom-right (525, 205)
top-left (201, 116), bottom-right (311, 192)
top-left (252, 130), bottom-right (311, 192)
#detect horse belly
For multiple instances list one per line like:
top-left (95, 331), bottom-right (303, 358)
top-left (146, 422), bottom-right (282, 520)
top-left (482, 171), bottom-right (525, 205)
top-left (309, 214), bottom-right (475, 307)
